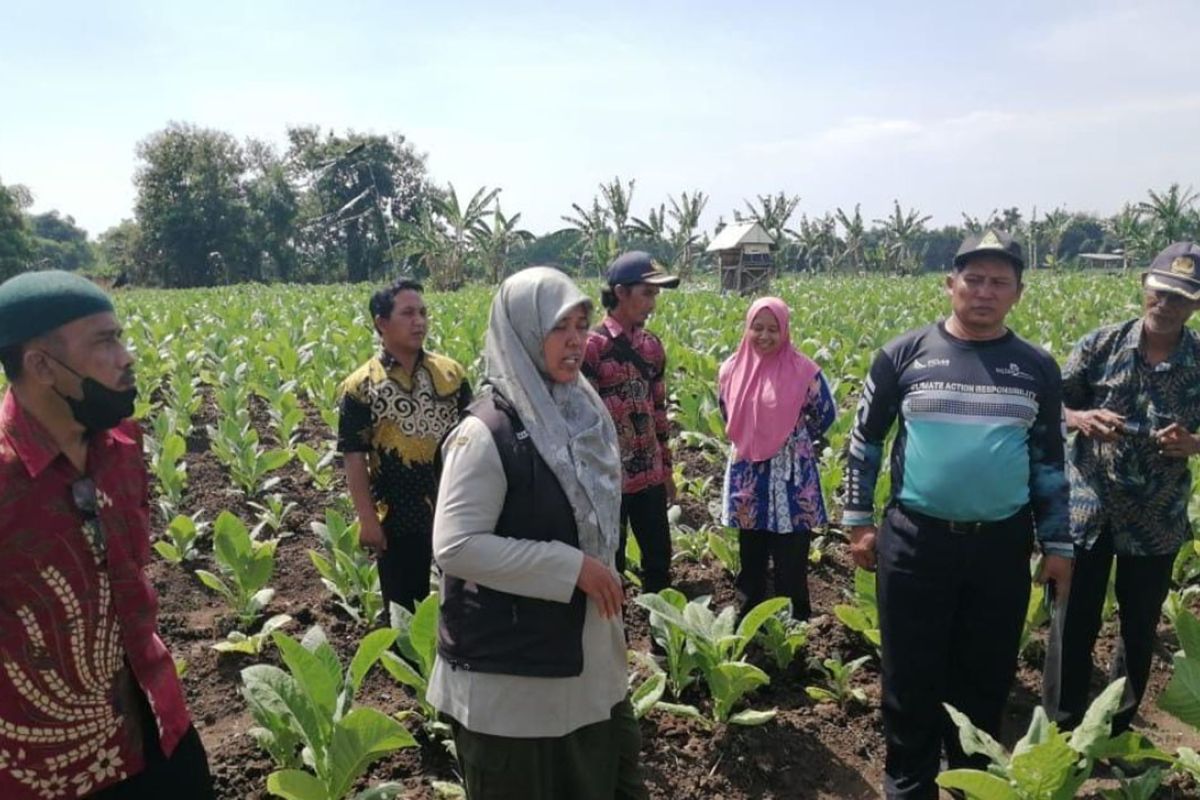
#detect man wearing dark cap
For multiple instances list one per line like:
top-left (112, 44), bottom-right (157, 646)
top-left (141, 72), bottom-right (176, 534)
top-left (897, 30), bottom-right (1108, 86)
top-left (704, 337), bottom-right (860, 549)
top-left (843, 230), bottom-right (1073, 799)
top-left (0, 271), bottom-right (212, 798)
top-left (582, 251), bottom-right (679, 594)
top-left (1056, 241), bottom-right (1200, 735)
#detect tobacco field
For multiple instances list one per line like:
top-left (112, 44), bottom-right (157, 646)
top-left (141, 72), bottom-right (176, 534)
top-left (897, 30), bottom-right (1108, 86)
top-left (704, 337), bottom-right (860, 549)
top-left (11, 271), bottom-right (1200, 799)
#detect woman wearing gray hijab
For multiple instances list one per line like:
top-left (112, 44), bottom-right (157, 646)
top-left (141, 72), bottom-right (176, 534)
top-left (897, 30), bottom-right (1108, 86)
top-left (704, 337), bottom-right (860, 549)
top-left (428, 267), bottom-right (646, 799)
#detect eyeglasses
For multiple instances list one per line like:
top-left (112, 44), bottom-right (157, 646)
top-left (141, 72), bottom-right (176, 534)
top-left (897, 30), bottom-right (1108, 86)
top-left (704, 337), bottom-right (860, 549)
top-left (71, 477), bottom-right (107, 562)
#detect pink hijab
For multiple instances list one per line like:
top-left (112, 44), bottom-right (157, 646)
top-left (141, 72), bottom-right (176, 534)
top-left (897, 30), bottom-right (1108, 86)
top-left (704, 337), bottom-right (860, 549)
top-left (718, 297), bottom-right (819, 462)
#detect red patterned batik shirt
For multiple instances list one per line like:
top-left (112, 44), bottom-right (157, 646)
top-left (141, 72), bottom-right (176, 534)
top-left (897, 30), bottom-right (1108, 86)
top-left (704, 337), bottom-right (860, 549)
top-left (582, 316), bottom-right (673, 495)
top-left (0, 390), bottom-right (191, 798)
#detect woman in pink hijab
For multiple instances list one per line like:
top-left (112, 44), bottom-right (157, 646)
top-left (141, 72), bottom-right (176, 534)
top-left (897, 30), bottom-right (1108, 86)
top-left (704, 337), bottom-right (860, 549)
top-left (718, 297), bottom-right (836, 620)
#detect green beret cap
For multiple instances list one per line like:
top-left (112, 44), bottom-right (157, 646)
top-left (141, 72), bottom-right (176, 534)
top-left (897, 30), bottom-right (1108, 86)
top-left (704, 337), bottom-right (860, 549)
top-left (0, 270), bottom-right (115, 348)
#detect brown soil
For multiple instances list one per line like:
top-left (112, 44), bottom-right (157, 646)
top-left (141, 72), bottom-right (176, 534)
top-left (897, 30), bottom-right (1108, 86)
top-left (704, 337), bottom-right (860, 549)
top-left (148, 392), bottom-right (1200, 799)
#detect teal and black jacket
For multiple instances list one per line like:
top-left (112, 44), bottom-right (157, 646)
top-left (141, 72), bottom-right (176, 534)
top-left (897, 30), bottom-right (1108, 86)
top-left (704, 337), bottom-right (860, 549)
top-left (842, 321), bottom-right (1073, 556)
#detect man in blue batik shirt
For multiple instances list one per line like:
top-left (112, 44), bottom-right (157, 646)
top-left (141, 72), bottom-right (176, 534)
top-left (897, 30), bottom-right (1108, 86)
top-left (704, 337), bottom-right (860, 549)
top-left (843, 230), bottom-right (1073, 800)
top-left (1057, 242), bottom-right (1200, 735)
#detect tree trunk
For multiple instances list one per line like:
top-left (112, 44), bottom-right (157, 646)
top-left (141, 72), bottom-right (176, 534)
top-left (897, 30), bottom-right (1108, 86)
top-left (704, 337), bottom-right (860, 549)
top-left (347, 228), bottom-right (367, 283)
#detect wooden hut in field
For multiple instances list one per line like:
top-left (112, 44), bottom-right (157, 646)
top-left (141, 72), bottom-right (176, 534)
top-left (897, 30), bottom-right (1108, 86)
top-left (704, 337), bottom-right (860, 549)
top-left (1078, 252), bottom-right (1128, 271)
top-left (707, 221), bottom-right (775, 294)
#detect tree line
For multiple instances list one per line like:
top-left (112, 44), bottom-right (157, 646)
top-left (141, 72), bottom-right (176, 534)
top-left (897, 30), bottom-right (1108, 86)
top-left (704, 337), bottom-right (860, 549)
top-left (1, 122), bottom-right (1198, 287)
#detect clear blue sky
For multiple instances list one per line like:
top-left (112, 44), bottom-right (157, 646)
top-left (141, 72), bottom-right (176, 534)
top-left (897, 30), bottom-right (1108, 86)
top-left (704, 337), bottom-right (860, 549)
top-left (2, 0), bottom-right (1198, 239)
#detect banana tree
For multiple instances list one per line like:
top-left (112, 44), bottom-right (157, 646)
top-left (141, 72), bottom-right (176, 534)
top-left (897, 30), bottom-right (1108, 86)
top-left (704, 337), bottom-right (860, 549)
top-left (470, 204), bottom-right (534, 284)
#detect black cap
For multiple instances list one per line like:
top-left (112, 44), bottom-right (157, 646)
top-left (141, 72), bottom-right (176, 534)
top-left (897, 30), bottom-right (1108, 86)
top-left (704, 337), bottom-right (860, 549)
top-left (953, 229), bottom-right (1025, 271)
top-left (1144, 241), bottom-right (1200, 301)
top-left (605, 251), bottom-right (680, 288)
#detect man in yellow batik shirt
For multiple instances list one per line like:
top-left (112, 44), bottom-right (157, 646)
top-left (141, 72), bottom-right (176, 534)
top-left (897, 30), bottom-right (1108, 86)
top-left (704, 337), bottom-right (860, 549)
top-left (338, 279), bottom-right (472, 612)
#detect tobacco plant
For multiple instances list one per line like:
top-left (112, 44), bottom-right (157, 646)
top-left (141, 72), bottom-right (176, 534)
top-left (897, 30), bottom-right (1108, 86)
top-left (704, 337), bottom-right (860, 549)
top-left (805, 655), bottom-right (870, 708)
top-left (213, 614), bottom-right (293, 656)
top-left (241, 626), bottom-right (415, 800)
top-left (756, 609), bottom-right (809, 671)
top-left (309, 510), bottom-right (384, 626)
top-left (833, 567), bottom-right (881, 653)
top-left (635, 591), bottom-right (787, 724)
top-left (196, 511), bottom-right (278, 627)
top-left (381, 594), bottom-right (447, 739)
top-left (938, 679), bottom-right (1171, 800)
top-left (154, 513), bottom-right (208, 565)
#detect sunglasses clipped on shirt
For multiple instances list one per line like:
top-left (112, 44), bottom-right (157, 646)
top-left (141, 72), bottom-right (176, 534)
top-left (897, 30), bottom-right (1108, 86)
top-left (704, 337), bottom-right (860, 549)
top-left (71, 476), bottom-right (107, 562)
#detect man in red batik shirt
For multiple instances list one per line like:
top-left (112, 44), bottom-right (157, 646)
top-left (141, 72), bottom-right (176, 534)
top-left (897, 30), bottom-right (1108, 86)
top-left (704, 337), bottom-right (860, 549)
top-left (0, 270), bottom-right (212, 799)
top-left (582, 251), bottom-right (679, 594)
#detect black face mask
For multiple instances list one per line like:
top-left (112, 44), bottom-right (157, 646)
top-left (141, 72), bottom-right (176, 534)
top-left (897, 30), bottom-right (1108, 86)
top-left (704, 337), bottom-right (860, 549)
top-left (46, 355), bottom-right (138, 433)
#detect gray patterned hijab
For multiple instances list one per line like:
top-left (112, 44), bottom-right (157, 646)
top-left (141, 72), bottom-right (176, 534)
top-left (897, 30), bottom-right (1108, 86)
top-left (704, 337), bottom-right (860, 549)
top-left (483, 267), bottom-right (622, 566)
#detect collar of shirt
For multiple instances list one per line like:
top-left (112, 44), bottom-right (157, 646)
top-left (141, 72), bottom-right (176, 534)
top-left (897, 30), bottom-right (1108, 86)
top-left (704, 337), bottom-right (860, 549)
top-left (602, 315), bottom-right (646, 348)
top-left (1120, 318), bottom-right (1200, 370)
top-left (0, 389), bottom-right (135, 479)
top-left (380, 347), bottom-right (426, 370)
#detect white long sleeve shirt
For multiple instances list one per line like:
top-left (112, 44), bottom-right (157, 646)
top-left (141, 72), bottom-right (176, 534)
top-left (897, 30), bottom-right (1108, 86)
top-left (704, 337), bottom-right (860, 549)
top-left (426, 415), bottom-right (628, 737)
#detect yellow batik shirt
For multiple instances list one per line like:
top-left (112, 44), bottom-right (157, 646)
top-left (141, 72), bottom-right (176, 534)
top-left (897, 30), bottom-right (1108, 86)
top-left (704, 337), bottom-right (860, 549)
top-left (337, 350), bottom-right (472, 536)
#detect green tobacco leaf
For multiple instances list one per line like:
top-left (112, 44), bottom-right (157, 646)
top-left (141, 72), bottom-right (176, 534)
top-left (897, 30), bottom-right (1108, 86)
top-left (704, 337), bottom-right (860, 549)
top-left (935, 769), bottom-right (1018, 800)
top-left (349, 628), bottom-right (398, 695)
top-left (654, 701), bottom-right (703, 721)
top-left (195, 569), bottom-right (231, 598)
top-left (263, 449), bottom-right (294, 472)
top-left (805, 686), bottom-right (835, 703)
top-left (728, 708), bottom-right (776, 726)
top-left (1069, 678), bottom-right (1125, 755)
top-left (162, 432), bottom-right (187, 464)
top-left (631, 672), bottom-right (666, 719)
top-left (327, 707), bottom-right (417, 799)
top-left (154, 541), bottom-right (181, 563)
top-left (657, 587), bottom-right (689, 611)
top-left (734, 597), bottom-right (789, 653)
top-left (409, 594), bottom-right (440, 674)
top-left (274, 633), bottom-right (342, 736)
top-left (214, 510), bottom-right (252, 565)
top-left (1175, 607), bottom-right (1200, 661)
top-left (1174, 746), bottom-right (1200, 779)
top-left (681, 597), bottom-right (718, 642)
top-left (1089, 731), bottom-right (1173, 764)
top-left (710, 662), bottom-right (768, 724)
top-left (833, 604), bottom-right (870, 631)
top-left (1157, 653), bottom-right (1200, 730)
top-left (241, 664), bottom-right (316, 768)
top-left (266, 769), bottom-right (327, 800)
top-left (1008, 734), bottom-right (1079, 798)
top-left (213, 632), bottom-right (255, 654)
top-left (634, 593), bottom-right (692, 635)
top-left (944, 703), bottom-right (1008, 766)
top-left (380, 651), bottom-right (424, 691)
top-left (1100, 766), bottom-right (1165, 800)
top-left (244, 541), bottom-right (279, 591)
top-left (296, 443), bottom-right (318, 465)
top-left (852, 567), bottom-right (877, 609)
top-left (308, 551), bottom-right (336, 582)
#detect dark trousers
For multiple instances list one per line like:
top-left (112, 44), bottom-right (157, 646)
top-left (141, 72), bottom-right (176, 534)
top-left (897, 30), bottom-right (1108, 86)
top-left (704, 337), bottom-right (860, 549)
top-left (450, 699), bottom-right (647, 800)
top-left (379, 524), bottom-right (433, 612)
top-left (615, 485), bottom-right (672, 593)
top-left (88, 682), bottom-right (213, 799)
top-left (877, 505), bottom-right (1033, 800)
top-left (736, 528), bottom-right (812, 619)
top-left (1059, 526), bottom-right (1175, 734)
